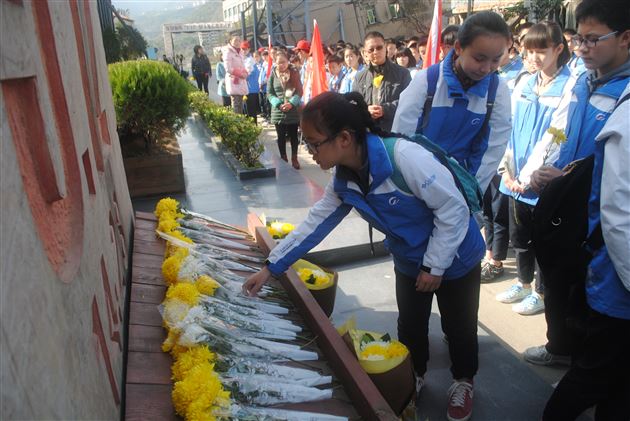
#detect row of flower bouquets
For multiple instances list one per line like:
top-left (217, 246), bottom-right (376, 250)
top-left (154, 198), bottom-right (414, 419)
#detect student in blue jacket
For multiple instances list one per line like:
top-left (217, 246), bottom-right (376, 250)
top-left (244, 92), bottom-right (485, 421)
top-left (495, 21), bottom-right (576, 316)
top-left (392, 11), bottom-right (512, 195)
top-left (523, 2), bottom-right (629, 418)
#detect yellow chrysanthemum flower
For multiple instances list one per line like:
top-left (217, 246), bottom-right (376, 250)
top-left (158, 218), bottom-right (180, 234)
top-left (162, 329), bottom-right (180, 353)
top-left (162, 299), bottom-right (193, 328)
top-left (385, 341), bottom-right (408, 358)
top-left (162, 250), bottom-right (188, 285)
top-left (195, 275), bottom-right (220, 296)
top-left (547, 127), bottom-right (567, 144)
top-left (155, 197), bottom-right (181, 219)
top-left (297, 268), bottom-right (330, 287)
top-left (166, 283), bottom-right (200, 306)
top-left (267, 221), bottom-right (295, 239)
top-left (360, 342), bottom-right (388, 360)
top-left (373, 74), bottom-right (384, 88)
top-left (172, 362), bottom-right (222, 417)
top-left (172, 346), bottom-right (215, 382)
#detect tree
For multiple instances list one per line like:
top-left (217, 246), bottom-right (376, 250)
top-left (400, 0), bottom-right (433, 35)
top-left (531, 0), bottom-right (564, 21)
top-left (117, 22), bottom-right (148, 60)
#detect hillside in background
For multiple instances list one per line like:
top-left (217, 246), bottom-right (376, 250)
top-left (122, 1), bottom-right (226, 63)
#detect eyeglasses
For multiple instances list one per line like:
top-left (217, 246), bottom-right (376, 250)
top-left (572, 31), bottom-right (618, 48)
top-left (304, 135), bottom-right (336, 154)
top-left (366, 45), bottom-right (385, 54)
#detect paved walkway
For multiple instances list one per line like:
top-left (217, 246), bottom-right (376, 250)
top-left (132, 112), bottom-right (589, 420)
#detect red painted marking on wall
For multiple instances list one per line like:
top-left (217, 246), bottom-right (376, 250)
top-left (2, 78), bottom-right (83, 282)
top-left (100, 256), bottom-right (121, 337)
top-left (82, 1), bottom-right (102, 112)
top-left (99, 110), bottom-right (111, 145)
top-left (68, 0), bottom-right (104, 171)
top-left (81, 149), bottom-right (96, 194)
top-left (2, 79), bottom-right (61, 203)
top-left (91, 297), bottom-right (120, 405)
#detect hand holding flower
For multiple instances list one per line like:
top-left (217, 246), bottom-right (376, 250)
top-left (242, 266), bottom-right (272, 297)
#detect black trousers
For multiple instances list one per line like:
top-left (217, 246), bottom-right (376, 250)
top-left (543, 308), bottom-right (630, 421)
top-left (195, 73), bottom-right (209, 93)
top-left (543, 268), bottom-right (588, 356)
top-left (395, 265), bottom-right (480, 379)
top-left (245, 93), bottom-right (260, 123)
top-left (509, 197), bottom-right (544, 293)
top-left (221, 95), bottom-right (231, 107)
top-left (259, 90), bottom-right (270, 119)
top-left (275, 123), bottom-right (299, 158)
top-left (482, 174), bottom-right (510, 260)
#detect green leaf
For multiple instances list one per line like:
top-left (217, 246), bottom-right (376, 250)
top-left (360, 333), bottom-right (375, 347)
top-left (381, 333), bottom-right (391, 342)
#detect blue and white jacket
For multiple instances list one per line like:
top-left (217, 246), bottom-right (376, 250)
top-left (555, 60), bottom-right (630, 168)
top-left (392, 50), bottom-right (512, 194)
top-left (498, 55), bottom-right (524, 94)
top-left (499, 66), bottom-right (576, 206)
top-left (567, 53), bottom-right (586, 78)
top-left (339, 64), bottom-right (365, 94)
top-left (267, 134), bottom-right (485, 280)
top-left (587, 83), bottom-right (630, 319)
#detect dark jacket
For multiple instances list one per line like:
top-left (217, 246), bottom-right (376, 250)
top-left (192, 54), bottom-right (211, 77)
top-left (353, 59), bottom-right (411, 132)
top-left (267, 66), bottom-right (303, 125)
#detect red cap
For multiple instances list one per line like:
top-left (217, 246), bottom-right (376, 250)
top-left (240, 40), bottom-right (250, 49)
top-left (258, 47), bottom-right (266, 53)
top-left (295, 39), bottom-right (310, 52)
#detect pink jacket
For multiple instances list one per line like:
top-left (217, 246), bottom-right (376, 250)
top-left (222, 44), bottom-right (248, 96)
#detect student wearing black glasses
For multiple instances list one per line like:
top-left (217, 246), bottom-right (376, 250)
top-left (352, 31), bottom-right (411, 132)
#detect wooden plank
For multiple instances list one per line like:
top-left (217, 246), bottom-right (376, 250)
top-left (131, 283), bottom-right (166, 304)
top-left (134, 239), bottom-right (165, 257)
top-left (125, 384), bottom-right (178, 421)
top-left (136, 211), bottom-right (157, 221)
top-left (126, 352), bottom-right (172, 385)
top-left (129, 301), bottom-right (163, 327)
top-left (135, 227), bottom-right (160, 242)
top-left (133, 252), bottom-right (166, 269)
top-left (128, 324), bottom-right (165, 353)
top-left (254, 225), bottom-right (398, 421)
top-left (132, 265), bottom-right (165, 286)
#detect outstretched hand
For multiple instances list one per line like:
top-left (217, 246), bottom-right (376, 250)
top-left (242, 266), bottom-right (273, 297)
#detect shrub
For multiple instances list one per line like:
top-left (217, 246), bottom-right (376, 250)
top-left (189, 92), bottom-right (263, 168)
top-left (109, 60), bottom-right (191, 151)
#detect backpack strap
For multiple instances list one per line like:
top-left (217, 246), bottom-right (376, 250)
top-left (382, 137), bottom-right (412, 194)
top-left (467, 72), bottom-right (499, 170)
top-left (416, 63), bottom-right (440, 134)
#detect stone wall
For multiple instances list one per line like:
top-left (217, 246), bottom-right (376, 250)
top-left (1, 1), bottom-right (132, 419)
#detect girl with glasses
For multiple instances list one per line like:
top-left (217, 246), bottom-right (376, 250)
top-left (244, 91), bottom-right (486, 421)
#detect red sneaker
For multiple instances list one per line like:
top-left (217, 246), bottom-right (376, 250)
top-left (447, 379), bottom-right (474, 421)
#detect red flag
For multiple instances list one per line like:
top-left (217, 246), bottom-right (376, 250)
top-left (423, 0), bottom-right (442, 69)
top-left (309, 20), bottom-right (328, 98)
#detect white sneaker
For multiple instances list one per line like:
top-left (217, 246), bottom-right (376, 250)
top-left (496, 283), bottom-right (531, 303)
top-left (512, 292), bottom-right (545, 315)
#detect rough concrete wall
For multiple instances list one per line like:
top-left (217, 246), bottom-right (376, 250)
top-left (0, 1), bottom-right (133, 419)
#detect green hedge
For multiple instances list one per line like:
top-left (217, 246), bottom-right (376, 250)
top-left (189, 91), bottom-right (263, 168)
top-left (109, 60), bottom-right (191, 149)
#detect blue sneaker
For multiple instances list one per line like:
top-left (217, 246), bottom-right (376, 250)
top-left (496, 283), bottom-right (531, 303)
top-left (512, 292), bottom-right (545, 315)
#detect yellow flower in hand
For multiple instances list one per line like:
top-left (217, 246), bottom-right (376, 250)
top-left (373, 74), bottom-right (384, 89)
top-left (547, 127), bottom-right (567, 145)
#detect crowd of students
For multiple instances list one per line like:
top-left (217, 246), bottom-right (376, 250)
top-left (236, 1), bottom-right (629, 420)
